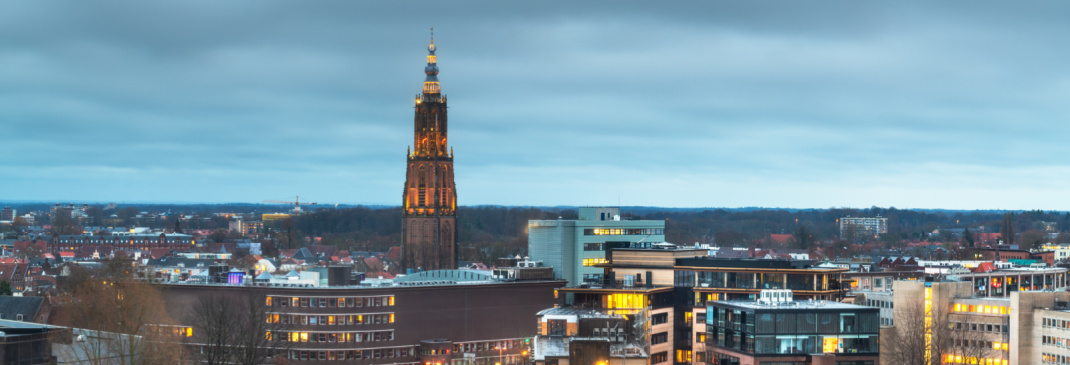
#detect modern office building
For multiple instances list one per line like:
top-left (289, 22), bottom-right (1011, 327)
top-left (951, 267), bottom-right (1068, 298)
top-left (859, 277), bottom-right (1070, 365)
top-left (544, 244), bottom-right (851, 365)
top-left (0, 207), bottom-right (15, 223)
top-left (160, 269), bottom-right (565, 365)
top-left (528, 207), bottom-right (665, 286)
top-left (838, 217), bottom-right (887, 239)
top-left (705, 290), bottom-right (880, 365)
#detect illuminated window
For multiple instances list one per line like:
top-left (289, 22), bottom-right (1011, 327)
top-left (389, 296), bottom-right (395, 306)
top-left (583, 258), bottom-right (608, 266)
top-left (822, 337), bottom-right (840, 353)
top-left (604, 293), bottom-right (647, 309)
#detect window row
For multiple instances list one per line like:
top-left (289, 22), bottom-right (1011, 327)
top-left (583, 228), bottom-right (664, 236)
top-left (1044, 317), bottom-right (1070, 330)
top-left (145, 324), bottom-right (192, 338)
top-left (452, 339), bottom-right (525, 354)
top-left (695, 271), bottom-right (820, 291)
top-left (952, 321), bottom-right (1007, 334)
top-left (268, 295), bottom-right (394, 308)
top-left (710, 308), bottom-right (879, 335)
top-left (582, 258), bottom-right (608, 266)
top-left (946, 355), bottom-right (1007, 365)
top-left (273, 330), bottom-right (394, 343)
top-left (1043, 335), bottom-right (1070, 348)
top-left (287, 347), bottom-right (413, 361)
top-left (267, 313), bottom-right (394, 326)
top-left (708, 331), bottom-right (878, 355)
top-left (954, 338), bottom-right (1008, 351)
top-left (864, 299), bottom-right (893, 309)
top-left (953, 303), bottom-right (1008, 315)
top-left (1044, 353), bottom-right (1070, 365)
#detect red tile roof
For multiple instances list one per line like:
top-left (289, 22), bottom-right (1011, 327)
top-left (769, 234), bottom-right (794, 245)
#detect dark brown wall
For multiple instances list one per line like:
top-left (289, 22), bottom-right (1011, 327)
top-left (159, 280), bottom-right (564, 362)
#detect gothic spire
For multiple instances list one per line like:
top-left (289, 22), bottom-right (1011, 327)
top-left (423, 28), bottom-right (440, 95)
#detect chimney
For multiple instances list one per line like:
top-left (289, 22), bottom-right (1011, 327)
top-left (646, 271), bottom-right (654, 288)
top-left (748, 247), bottom-right (755, 258)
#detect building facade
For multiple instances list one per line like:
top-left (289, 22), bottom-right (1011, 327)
top-left (705, 291), bottom-right (880, 365)
top-left (0, 207), bottom-right (15, 223)
top-left (867, 278), bottom-right (1070, 365)
top-left (543, 246), bottom-right (851, 365)
top-left (160, 273), bottom-right (564, 365)
top-left (838, 217), bottom-right (887, 240)
top-left (528, 207), bottom-right (665, 286)
top-left (402, 35), bottom-right (458, 271)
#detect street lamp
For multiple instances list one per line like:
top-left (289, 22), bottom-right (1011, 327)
top-left (496, 345), bottom-right (503, 365)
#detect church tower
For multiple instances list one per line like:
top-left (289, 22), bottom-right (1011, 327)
top-left (402, 33), bottom-right (457, 271)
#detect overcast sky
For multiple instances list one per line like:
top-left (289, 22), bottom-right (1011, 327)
top-left (2, 1), bottom-right (1069, 209)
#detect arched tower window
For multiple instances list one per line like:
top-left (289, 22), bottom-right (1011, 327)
top-left (418, 166), bottom-right (427, 206)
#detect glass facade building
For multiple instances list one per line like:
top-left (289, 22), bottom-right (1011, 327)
top-left (705, 300), bottom-right (879, 364)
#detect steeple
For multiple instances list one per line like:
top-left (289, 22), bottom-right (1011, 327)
top-left (423, 29), bottom-right (440, 95)
top-left (402, 29), bottom-right (458, 271)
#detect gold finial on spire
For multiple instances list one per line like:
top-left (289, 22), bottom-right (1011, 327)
top-left (423, 28), bottom-right (440, 94)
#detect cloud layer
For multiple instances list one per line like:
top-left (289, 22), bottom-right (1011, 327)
top-left (2, 1), bottom-right (1069, 209)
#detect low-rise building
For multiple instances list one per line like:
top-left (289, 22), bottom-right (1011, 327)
top-left (704, 290), bottom-right (880, 365)
top-left (533, 308), bottom-right (648, 365)
top-left (160, 270), bottom-right (565, 365)
top-left (528, 207), bottom-right (665, 286)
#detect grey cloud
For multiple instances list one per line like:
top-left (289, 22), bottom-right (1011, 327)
top-left (3, 1), bottom-right (1070, 208)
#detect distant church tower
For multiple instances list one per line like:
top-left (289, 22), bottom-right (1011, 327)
top-left (402, 33), bottom-right (457, 271)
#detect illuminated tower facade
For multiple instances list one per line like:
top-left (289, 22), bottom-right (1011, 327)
top-left (402, 35), bottom-right (457, 271)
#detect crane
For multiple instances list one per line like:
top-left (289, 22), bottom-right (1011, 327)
top-left (263, 196), bottom-right (318, 214)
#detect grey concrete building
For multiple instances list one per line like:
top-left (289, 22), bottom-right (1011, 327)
top-left (528, 207), bottom-right (664, 286)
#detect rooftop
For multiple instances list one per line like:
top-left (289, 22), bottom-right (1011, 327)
top-left (536, 307), bottom-right (626, 319)
top-left (676, 257), bottom-right (845, 271)
top-left (713, 299), bottom-right (870, 311)
top-left (535, 336), bottom-right (646, 360)
top-left (163, 272), bottom-right (564, 290)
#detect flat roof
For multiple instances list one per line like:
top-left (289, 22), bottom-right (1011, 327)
top-left (558, 285), bottom-right (674, 294)
top-left (711, 299), bottom-right (871, 311)
top-left (536, 307), bottom-right (625, 319)
top-left (676, 257), bottom-right (846, 271)
top-left (161, 277), bottom-right (566, 290)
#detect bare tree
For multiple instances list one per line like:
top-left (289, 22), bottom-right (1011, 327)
top-left (189, 290), bottom-right (287, 365)
top-left (943, 319), bottom-right (999, 365)
top-left (233, 291), bottom-right (287, 365)
top-left (883, 301), bottom-right (928, 365)
top-left (885, 300), bottom-right (992, 365)
top-left (189, 294), bottom-right (237, 365)
top-left (56, 279), bottom-right (187, 365)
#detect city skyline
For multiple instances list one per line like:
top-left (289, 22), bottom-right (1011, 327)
top-left (3, 1), bottom-right (1070, 210)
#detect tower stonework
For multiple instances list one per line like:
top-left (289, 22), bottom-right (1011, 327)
top-left (402, 36), bottom-right (457, 271)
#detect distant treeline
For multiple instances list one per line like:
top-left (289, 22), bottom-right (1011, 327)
top-left (8, 201), bottom-right (1070, 255)
top-left (286, 206), bottom-right (1070, 259)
